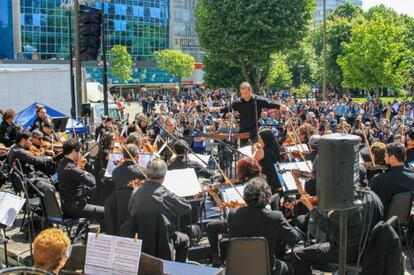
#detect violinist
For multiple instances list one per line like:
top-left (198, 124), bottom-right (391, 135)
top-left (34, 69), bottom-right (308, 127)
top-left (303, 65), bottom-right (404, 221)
top-left (405, 129), bottom-right (414, 168)
top-left (58, 139), bottom-right (104, 227)
top-left (206, 157), bottom-right (262, 267)
top-left (31, 130), bottom-right (54, 157)
top-left (40, 119), bottom-right (55, 144)
top-left (292, 190), bottom-right (384, 275)
top-left (0, 109), bottom-right (18, 147)
top-left (9, 130), bottom-right (55, 193)
top-left (31, 106), bottom-right (49, 131)
top-left (253, 128), bottom-right (282, 193)
top-left (228, 177), bottom-right (302, 274)
top-left (168, 140), bottom-right (211, 179)
top-left (128, 158), bottom-right (191, 262)
top-left (136, 114), bottom-right (149, 135)
top-left (365, 142), bottom-right (388, 184)
top-left (95, 116), bottom-right (113, 141)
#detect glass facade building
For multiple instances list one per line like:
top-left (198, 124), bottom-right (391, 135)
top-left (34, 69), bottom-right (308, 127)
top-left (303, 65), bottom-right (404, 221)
top-left (170, 0), bottom-right (203, 62)
top-left (18, 0), bottom-right (169, 62)
top-left (0, 0), bottom-right (14, 59)
top-left (314, 0), bottom-right (363, 26)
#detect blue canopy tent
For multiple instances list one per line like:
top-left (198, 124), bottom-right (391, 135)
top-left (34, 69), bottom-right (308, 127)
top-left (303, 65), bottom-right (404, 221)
top-left (14, 102), bottom-right (87, 134)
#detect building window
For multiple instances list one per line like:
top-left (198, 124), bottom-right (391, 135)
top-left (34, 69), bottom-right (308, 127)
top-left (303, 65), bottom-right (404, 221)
top-left (114, 19), bottom-right (126, 31)
top-left (133, 6), bottom-right (144, 17)
top-left (115, 4), bottom-right (127, 16)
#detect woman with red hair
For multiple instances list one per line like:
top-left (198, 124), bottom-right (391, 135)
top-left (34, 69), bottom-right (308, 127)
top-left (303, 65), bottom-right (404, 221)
top-left (206, 157), bottom-right (262, 267)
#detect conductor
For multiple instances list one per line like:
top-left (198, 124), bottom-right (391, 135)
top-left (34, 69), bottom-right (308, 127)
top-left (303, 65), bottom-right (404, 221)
top-left (210, 82), bottom-right (289, 144)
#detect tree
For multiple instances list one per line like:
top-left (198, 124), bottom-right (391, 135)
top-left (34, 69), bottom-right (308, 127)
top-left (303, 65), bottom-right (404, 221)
top-left (284, 39), bottom-right (319, 87)
top-left (154, 50), bottom-right (195, 92)
top-left (338, 15), bottom-right (413, 95)
top-left (203, 52), bottom-right (244, 90)
top-left (109, 45), bottom-right (133, 95)
top-left (196, 0), bottom-right (315, 92)
top-left (266, 53), bottom-right (292, 91)
top-left (310, 2), bottom-right (363, 91)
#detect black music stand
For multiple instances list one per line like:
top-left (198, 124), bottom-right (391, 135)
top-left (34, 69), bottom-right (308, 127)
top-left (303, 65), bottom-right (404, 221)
top-left (52, 117), bottom-right (69, 132)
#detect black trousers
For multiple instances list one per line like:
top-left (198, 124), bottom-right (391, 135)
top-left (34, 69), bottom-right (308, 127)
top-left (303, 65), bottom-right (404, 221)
top-left (206, 220), bottom-right (228, 254)
top-left (292, 242), bottom-right (358, 275)
top-left (173, 231), bottom-right (190, 262)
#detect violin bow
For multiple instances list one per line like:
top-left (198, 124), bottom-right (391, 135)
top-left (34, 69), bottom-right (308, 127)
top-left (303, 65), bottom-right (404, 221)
top-left (210, 155), bottom-right (245, 203)
top-left (286, 115), bottom-right (312, 171)
top-left (110, 125), bottom-right (148, 179)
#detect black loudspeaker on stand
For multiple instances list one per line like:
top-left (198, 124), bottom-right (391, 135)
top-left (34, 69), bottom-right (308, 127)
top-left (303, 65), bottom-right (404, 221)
top-left (316, 133), bottom-right (361, 275)
top-left (317, 133), bottom-right (360, 210)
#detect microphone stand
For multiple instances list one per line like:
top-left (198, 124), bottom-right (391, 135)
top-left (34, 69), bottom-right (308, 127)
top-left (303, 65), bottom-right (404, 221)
top-left (155, 121), bottom-right (209, 166)
top-left (14, 160), bottom-right (45, 264)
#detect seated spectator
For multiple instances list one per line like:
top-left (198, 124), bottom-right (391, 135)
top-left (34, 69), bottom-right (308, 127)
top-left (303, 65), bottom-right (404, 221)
top-left (33, 228), bottom-right (70, 274)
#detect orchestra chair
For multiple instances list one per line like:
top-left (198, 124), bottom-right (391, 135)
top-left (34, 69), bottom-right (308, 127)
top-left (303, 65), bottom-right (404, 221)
top-left (60, 244), bottom-right (86, 275)
top-left (224, 237), bottom-right (271, 275)
top-left (9, 169), bottom-right (43, 238)
top-left (328, 216), bottom-right (403, 275)
top-left (40, 188), bottom-right (89, 242)
top-left (386, 192), bottom-right (414, 269)
top-left (120, 213), bottom-right (174, 261)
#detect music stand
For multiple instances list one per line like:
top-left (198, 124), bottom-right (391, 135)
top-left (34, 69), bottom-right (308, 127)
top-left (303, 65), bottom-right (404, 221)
top-left (52, 117), bottom-right (69, 132)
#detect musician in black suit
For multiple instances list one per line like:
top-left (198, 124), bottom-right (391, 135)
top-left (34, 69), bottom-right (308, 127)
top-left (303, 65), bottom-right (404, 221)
top-left (168, 139), bottom-right (211, 178)
top-left (0, 109), bottom-right (18, 147)
top-left (58, 139), bottom-right (104, 225)
top-left (228, 177), bottom-right (303, 274)
top-left (371, 142), bottom-right (414, 213)
top-left (128, 158), bottom-right (191, 262)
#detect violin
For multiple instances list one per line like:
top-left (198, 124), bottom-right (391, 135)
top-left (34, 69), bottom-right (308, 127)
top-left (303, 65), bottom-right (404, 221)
top-left (29, 145), bottom-right (44, 157)
top-left (284, 196), bottom-right (318, 209)
top-left (219, 201), bottom-right (247, 209)
top-left (77, 157), bottom-right (87, 170)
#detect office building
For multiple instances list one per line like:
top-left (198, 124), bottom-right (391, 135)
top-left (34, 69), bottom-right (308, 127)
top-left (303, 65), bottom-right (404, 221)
top-left (314, 0), bottom-right (363, 25)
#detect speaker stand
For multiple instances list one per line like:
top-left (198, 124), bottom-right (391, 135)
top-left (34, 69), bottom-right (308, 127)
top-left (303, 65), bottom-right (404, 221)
top-left (338, 210), bottom-right (347, 275)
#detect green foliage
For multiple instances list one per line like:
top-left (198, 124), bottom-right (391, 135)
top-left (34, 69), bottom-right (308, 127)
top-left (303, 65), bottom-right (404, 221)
top-left (328, 2), bottom-right (363, 20)
top-left (154, 50), bottom-right (195, 81)
top-left (203, 52), bottom-right (244, 90)
top-left (109, 45), bottom-right (133, 82)
top-left (284, 39), bottom-right (319, 87)
top-left (291, 84), bottom-right (311, 98)
top-left (266, 53), bottom-right (292, 91)
top-left (196, 0), bottom-right (315, 91)
top-left (338, 15), bottom-right (413, 92)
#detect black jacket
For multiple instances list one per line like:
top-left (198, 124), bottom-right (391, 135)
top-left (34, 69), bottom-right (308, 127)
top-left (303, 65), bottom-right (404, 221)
top-left (8, 144), bottom-right (49, 175)
top-left (112, 160), bottom-right (145, 190)
top-left (361, 216), bottom-right (403, 275)
top-left (128, 181), bottom-right (191, 231)
top-left (120, 213), bottom-right (174, 260)
top-left (220, 95), bottom-right (280, 139)
top-left (168, 156), bottom-right (211, 178)
top-left (228, 207), bottom-right (302, 265)
top-left (371, 166), bottom-right (414, 213)
top-left (58, 157), bottom-right (96, 216)
top-left (0, 121), bottom-right (17, 147)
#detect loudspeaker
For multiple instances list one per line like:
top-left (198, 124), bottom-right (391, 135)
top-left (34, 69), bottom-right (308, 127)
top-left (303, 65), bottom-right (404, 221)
top-left (317, 133), bottom-right (360, 210)
top-left (79, 6), bottom-right (101, 61)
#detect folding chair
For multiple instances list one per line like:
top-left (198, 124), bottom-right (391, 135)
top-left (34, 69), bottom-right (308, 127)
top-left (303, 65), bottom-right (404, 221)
top-left (386, 192), bottom-right (414, 269)
top-left (224, 237), bottom-right (271, 275)
top-left (40, 188), bottom-right (89, 242)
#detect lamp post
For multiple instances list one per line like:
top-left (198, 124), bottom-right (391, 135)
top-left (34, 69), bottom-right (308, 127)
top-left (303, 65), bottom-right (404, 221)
top-left (323, 0), bottom-right (327, 99)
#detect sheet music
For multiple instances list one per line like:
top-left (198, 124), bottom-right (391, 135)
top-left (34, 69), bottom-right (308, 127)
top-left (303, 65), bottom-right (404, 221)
top-left (163, 168), bottom-right (202, 197)
top-left (138, 154), bottom-right (156, 168)
top-left (238, 145), bottom-right (253, 158)
top-left (0, 192), bottom-right (25, 227)
top-left (104, 153), bottom-right (123, 178)
top-left (220, 185), bottom-right (245, 204)
top-left (276, 161), bottom-right (312, 192)
top-left (188, 154), bottom-right (210, 167)
top-left (85, 233), bottom-right (142, 275)
top-left (285, 144), bottom-right (309, 152)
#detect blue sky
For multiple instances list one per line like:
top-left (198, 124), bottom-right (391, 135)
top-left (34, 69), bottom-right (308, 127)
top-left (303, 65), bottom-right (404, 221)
top-left (363, 0), bottom-right (414, 17)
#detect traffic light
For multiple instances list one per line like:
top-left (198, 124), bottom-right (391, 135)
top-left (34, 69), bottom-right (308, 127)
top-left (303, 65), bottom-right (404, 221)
top-left (79, 6), bottom-right (101, 61)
